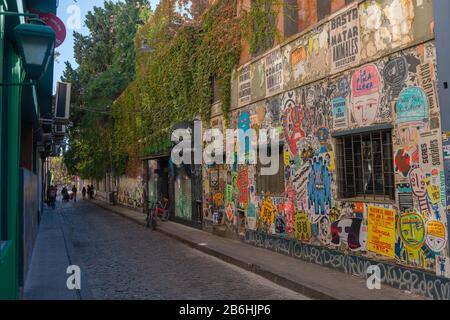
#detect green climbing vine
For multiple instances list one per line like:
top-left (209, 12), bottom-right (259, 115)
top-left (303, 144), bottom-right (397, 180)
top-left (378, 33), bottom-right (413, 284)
top-left (111, 0), bottom-right (280, 174)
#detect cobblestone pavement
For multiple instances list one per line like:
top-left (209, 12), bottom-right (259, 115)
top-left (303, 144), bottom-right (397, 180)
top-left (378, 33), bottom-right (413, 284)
top-left (57, 200), bottom-right (309, 300)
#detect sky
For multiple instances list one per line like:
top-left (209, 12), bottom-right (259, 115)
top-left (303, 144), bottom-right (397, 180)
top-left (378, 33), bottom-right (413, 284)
top-left (53, 0), bottom-right (160, 90)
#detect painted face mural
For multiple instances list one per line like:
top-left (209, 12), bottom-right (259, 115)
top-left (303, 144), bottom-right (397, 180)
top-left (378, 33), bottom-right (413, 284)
top-left (282, 92), bottom-right (304, 157)
top-left (397, 122), bottom-right (427, 153)
top-left (318, 216), bottom-right (331, 245)
top-left (351, 64), bottom-right (382, 126)
top-left (409, 168), bottom-right (431, 216)
top-left (338, 77), bottom-right (350, 98)
top-left (426, 220), bottom-right (447, 253)
top-left (398, 211), bottom-right (426, 250)
top-left (396, 87), bottom-right (429, 124)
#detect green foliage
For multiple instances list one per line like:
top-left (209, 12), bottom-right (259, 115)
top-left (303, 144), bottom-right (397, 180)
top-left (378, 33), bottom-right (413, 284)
top-left (241, 0), bottom-right (279, 55)
top-left (63, 0), bottom-right (151, 179)
top-left (113, 0), bottom-right (242, 168)
top-left (64, 0), bottom-right (279, 179)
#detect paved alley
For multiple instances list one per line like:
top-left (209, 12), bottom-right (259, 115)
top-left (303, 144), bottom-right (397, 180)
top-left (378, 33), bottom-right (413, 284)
top-left (24, 200), bottom-right (309, 300)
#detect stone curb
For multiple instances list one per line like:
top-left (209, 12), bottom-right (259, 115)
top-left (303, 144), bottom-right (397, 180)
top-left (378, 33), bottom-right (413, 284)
top-left (91, 200), bottom-right (337, 300)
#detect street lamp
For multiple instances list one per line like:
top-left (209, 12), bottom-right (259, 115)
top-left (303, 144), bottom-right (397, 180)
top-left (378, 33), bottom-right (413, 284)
top-left (13, 18), bottom-right (56, 80)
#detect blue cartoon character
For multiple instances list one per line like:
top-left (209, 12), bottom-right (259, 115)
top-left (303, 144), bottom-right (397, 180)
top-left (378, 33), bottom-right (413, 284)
top-left (307, 156), bottom-right (332, 219)
top-left (238, 111), bottom-right (251, 158)
top-left (317, 127), bottom-right (329, 154)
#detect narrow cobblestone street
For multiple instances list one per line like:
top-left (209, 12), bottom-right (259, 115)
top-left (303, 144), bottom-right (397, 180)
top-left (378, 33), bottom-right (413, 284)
top-left (34, 200), bottom-right (308, 300)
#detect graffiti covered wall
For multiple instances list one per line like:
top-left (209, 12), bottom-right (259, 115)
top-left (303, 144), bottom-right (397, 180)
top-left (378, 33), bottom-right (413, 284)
top-left (207, 0), bottom-right (449, 281)
top-left (117, 176), bottom-right (144, 209)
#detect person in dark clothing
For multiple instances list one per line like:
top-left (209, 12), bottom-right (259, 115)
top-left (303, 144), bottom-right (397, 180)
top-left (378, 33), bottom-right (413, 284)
top-left (61, 186), bottom-right (67, 202)
top-left (90, 185), bottom-right (95, 199)
top-left (82, 186), bottom-right (87, 200)
top-left (72, 185), bottom-right (78, 202)
top-left (48, 185), bottom-right (56, 209)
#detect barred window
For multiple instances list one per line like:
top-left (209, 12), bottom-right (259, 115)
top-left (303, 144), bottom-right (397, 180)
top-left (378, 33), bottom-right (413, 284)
top-left (335, 129), bottom-right (395, 201)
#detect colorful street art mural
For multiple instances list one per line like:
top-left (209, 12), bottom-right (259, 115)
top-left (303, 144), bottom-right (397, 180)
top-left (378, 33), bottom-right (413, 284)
top-left (117, 176), bottom-right (144, 209)
top-left (202, 0), bottom-right (448, 283)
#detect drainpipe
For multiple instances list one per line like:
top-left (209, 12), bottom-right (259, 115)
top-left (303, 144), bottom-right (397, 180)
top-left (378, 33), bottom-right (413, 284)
top-left (433, 0), bottom-right (450, 256)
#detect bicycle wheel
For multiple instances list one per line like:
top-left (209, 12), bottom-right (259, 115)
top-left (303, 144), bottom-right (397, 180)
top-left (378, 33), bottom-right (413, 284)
top-left (151, 217), bottom-right (157, 230)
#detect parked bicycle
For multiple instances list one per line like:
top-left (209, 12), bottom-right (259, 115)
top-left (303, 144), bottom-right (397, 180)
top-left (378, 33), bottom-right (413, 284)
top-left (146, 198), bottom-right (169, 230)
top-left (146, 202), bottom-right (157, 230)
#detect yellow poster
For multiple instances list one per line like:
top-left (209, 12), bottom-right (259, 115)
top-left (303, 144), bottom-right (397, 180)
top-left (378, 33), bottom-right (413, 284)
top-left (368, 206), bottom-right (396, 258)
top-left (284, 150), bottom-right (290, 166)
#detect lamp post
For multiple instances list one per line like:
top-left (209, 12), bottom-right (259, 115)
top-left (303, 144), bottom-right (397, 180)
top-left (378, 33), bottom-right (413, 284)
top-left (0, 17), bottom-right (55, 86)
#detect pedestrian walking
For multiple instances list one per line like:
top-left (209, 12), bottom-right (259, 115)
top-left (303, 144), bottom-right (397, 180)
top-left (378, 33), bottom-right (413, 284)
top-left (90, 184), bottom-right (95, 199)
top-left (82, 186), bottom-right (87, 200)
top-left (62, 186), bottom-right (69, 202)
top-left (49, 185), bottom-right (56, 209)
top-left (72, 185), bottom-right (78, 202)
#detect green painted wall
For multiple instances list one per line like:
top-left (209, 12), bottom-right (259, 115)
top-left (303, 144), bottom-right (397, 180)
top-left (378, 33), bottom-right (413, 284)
top-left (0, 0), bottom-right (24, 300)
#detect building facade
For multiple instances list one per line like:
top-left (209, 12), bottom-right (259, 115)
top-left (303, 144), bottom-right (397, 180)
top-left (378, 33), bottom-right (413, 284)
top-left (0, 0), bottom-right (58, 299)
top-left (200, 0), bottom-right (450, 299)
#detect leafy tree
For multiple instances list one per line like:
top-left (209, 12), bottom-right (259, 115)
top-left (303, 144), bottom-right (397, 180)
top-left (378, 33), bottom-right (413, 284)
top-left (63, 0), bottom-right (151, 179)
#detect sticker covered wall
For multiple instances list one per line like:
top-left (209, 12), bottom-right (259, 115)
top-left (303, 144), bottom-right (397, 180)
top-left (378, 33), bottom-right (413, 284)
top-left (204, 0), bottom-right (448, 283)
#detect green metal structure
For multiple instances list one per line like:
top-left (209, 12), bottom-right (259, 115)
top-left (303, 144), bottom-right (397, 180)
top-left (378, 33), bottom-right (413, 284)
top-left (0, 0), bottom-right (57, 299)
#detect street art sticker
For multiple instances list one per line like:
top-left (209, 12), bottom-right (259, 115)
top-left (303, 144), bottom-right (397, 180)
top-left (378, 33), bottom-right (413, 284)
top-left (409, 168), bottom-right (431, 217)
top-left (383, 57), bottom-right (408, 88)
top-left (331, 97), bottom-right (348, 130)
top-left (226, 203), bottom-right (234, 222)
top-left (398, 211), bottom-right (426, 250)
top-left (307, 156), bottom-right (332, 223)
top-left (395, 148), bottom-right (412, 178)
top-left (260, 197), bottom-right (275, 227)
top-left (284, 24), bottom-right (329, 86)
top-left (238, 64), bottom-right (252, 107)
top-left (318, 216), bottom-right (331, 245)
top-left (350, 64), bottom-right (382, 126)
top-left (225, 184), bottom-right (233, 203)
top-left (294, 210), bottom-right (311, 242)
top-left (426, 220), bottom-right (447, 253)
top-left (419, 131), bottom-right (443, 172)
top-left (338, 77), bottom-right (350, 98)
top-left (238, 111), bottom-right (251, 158)
top-left (330, 3), bottom-right (360, 72)
top-left (397, 121), bottom-right (427, 164)
top-left (367, 206), bottom-right (396, 258)
top-left (282, 91), bottom-right (304, 157)
top-left (418, 62), bottom-right (437, 115)
top-left (214, 193), bottom-right (224, 207)
top-left (265, 48), bottom-right (283, 96)
top-left (396, 87), bottom-right (429, 123)
top-left (237, 166), bottom-right (249, 208)
top-left (331, 218), bottom-right (367, 251)
top-left (247, 203), bottom-right (257, 231)
top-left (275, 215), bottom-right (286, 235)
top-left (210, 169), bottom-right (219, 189)
top-left (436, 256), bottom-right (450, 279)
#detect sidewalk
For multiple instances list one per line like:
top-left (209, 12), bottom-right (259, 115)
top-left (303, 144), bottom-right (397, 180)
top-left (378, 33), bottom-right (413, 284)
top-left (23, 206), bottom-right (93, 300)
top-left (91, 199), bottom-right (426, 300)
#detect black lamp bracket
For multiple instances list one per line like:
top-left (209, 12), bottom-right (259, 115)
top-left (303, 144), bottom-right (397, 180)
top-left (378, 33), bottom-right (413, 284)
top-left (0, 11), bottom-right (39, 18)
